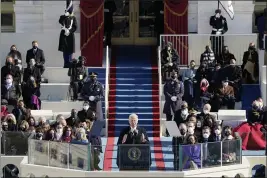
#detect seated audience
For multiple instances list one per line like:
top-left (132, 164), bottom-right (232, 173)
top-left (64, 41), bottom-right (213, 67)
top-left (241, 42), bottom-right (259, 84)
top-left (45, 129), bottom-right (56, 141)
top-left (62, 126), bottom-right (73, 143)
top-left (217, 46), bottom-right (236, 67)
top-left (55, 124), bottom-right (64, 141)
top-left (66, 109), bottom-right (79, 127)
top-left (200, 45), bottom-right (216, 70)
top-left (4, 114), bottom-right (17, 131)
top-left (174, 102), bottom-right (189, 128)
top-left (1, 74), bottom-right (21, 106)
top-left (71, 127), bottom-right (89, 144)
top-left (1, 56), bottom-right (21, 85)
top-left (12, 100), bottom-right (27, 125)
top-left (197, 104), bottom-right (216, 129)
top-left (161, 42), bottom-right (180, 82)
top-left (211, 77), bottom-right (235, 111)
top-left (77, 101), bottom-right (95, 123)
top-left (1, 100), bottom-right (10, 120)
top-left (19, 120), bottom-right (29, 132)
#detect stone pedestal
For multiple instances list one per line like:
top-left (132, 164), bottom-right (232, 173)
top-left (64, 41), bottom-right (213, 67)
top-left (197, 1), bottom-right (255, 34)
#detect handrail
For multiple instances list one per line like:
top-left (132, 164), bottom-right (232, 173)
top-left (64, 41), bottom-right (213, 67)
top-left (158, 44), bottom-right (163, 137)
top-left (105, 46), bottom-right (110, 137)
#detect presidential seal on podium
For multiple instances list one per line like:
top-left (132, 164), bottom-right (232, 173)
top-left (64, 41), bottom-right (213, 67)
top-left (128, 147), bottom-right (141, 161)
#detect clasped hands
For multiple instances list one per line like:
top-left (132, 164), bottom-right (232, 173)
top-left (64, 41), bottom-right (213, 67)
top-left (171, 96), bottom-right (177, 102)
top-left (122, 133), bottom-right (147, 144)
top-left (62, 26), bottom-right (70, 36)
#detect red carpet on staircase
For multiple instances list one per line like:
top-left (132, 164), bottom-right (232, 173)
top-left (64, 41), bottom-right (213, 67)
top-left (103, 46), bottom-right (117, 171)
top-left (151, 46), bottom-right (165, 170)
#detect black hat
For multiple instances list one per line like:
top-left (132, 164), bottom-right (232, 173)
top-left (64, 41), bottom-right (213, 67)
top-left (222, 77), bottom-right (229, 82)
top-left (89, 72), bottom-right (98, 77)
top-left (215, 9), bottom-right (221, 14)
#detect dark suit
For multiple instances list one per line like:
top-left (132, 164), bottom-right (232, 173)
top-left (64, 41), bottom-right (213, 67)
top-left (116, 126), bottom-right (150, 168)
top-left (172, 135), bottom-right (187, 170)
top-left (26, 48), bottom-right (45, 74)
top-left (77, 108), bottom-right (95, 123)
top-left (212, 85), bottom-right (235, 111)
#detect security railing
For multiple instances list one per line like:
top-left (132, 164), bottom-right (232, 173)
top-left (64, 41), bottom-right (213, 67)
top-left (105, 46), bottom-right (110, 137)
top-left (1, 131), bottom-right (35, 156)
top-left (160, 34), bottom-right (258, 66)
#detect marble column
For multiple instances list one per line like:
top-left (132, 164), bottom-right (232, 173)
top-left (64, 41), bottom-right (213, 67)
top-left (14, 1), bottom-right (44, 33)
top-left (197, 1), bottom-right (255, 34)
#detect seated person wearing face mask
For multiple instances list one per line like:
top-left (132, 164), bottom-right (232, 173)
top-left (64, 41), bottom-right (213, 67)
top-left (22, 76), bottom-right (41, 109)
top-left (187, 121), bottom-right (195, 136)
top-left (68, 56), bottom-right (88, 101)
top-left (66, 109), bottom-right (79, 127)
top-left (233, 99), bottom-right (266, 150)
top-left (217, 46), bottom-right (236, 68)
top-left (241, 42), bottom-right (259, 84)
top-left (222, 126), bottom-right (237, 163)
top-left (172, 123), bottom-right (188, 170)
top-left (23, 58), bottom-right (42, 85)
top-left (1, 56), bottom-right (21, 85)
top-left (77, 101), bottom-right (95, 123)
top-left (1, 74), bottom-right (21, 106)
top-left (197, 104), bottom-right (216, 128)
top-left (174, 102), bottom-right (189, 128)
top-left (212, 77), bottom-right (235, 112)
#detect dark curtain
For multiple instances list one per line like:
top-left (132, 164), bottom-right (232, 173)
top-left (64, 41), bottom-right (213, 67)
top-left (164, 0), bottom-right (188, 65)
top-left (80, 0), bottom-right (104, 67)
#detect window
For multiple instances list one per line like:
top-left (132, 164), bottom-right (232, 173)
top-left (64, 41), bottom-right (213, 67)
top-left (1, 0), bottom-right (15, 32)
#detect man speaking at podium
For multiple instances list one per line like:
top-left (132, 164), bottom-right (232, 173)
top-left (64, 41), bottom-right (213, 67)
top-left (116, 113), bottom-right (151, 170)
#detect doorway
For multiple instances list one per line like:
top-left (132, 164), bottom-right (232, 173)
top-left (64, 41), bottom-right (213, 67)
top-left (111, 0), bottom-right (162, 45)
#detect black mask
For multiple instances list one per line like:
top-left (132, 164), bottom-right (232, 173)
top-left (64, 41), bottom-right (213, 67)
top-left (36, 132), bottom-right (43, 139)
top-left (249, 46), bottom-right (255, 51)
top-left (180, 129), bottom-right (186, 135)
top-left (33, 46), bottom-right (37, 49)
top-left (224, 131), bottom-right (231, 136)
top-left (71, 112), bottom-right (77, 118)
top-left (6, 62), bottom-right (12, 66)
top-left (91, 78), bottom-right (96, 82)
top-left (2, 125), bottom-right (8, 131)
top-left (171, 75), bottom-right (176, 79)
top-left (224, 49), bottom-right (229, 54)
top-left (188, 140), bottom-right (193, 144)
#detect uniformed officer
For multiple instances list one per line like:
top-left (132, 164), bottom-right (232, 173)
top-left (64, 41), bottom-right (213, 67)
top-left (163, 71), bottom-right (184, 136)
top-left (210, 9), bottom-right (228, 56)
top-left (161, 42), bottom-right (180, 82)
top-left (81, 72), bottom-right (104, 120)
top-left (68, 56), bottom-right (88, 101)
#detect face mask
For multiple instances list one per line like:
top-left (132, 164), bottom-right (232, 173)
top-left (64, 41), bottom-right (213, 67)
top-left (203, 109), bottom-right (209, 114)
top-left (249, 46), bottom-right (255, 51)
top-left (36, 133), bottom-right (43, 140)
top-left (11, 49), bottom-right (16, 52)
top-left (224, 49), bottom-right (229, 54)
top-left (33, 46), bottom-right (37, 49)
top-left (57, 128), bottom-right (63, 133)
top-left (30, 76), bottom-right (35, 81)
top-left (6, 79), bottom-right (12, 84)
top-left (30, 61), bottom-right (35, 66)
top-left (2, 125), bottom-right (8, 131)
top-left (91, 77), bottom-right (96, 82)
top-left (83, 105), bottom-right (89, 110)
top-left (188, 127), bottom-right (194, 134)
top-left (71, 112), bottom-right (77, 118)
top-left (181, 109), bottom-right (188, 115)
top-left (224, 131), bottom-right (231, 136)
top-left (167, 47), bottom-right (171, 51)
top-left (215, 13), bottom-right (220, 18)
top-left (215, 129), bottom-right (221, 135)
top-left (20, 127), bottom-right (26, 131)
top-left (188, 139), bottom-right (194, 144)
top-left (223, 82), bottom-right (228, 87)
top-left (66, 131), bottom-right (71, 136)
top-left (203, 133), bottom-right (209, 139)
top-left (7, 61), bottom-right (12, 65)
top-left (180, 129), bottom-right (186, 135)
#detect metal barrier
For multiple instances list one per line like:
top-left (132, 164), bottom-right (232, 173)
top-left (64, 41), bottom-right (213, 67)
top-left (105, 46), bottom-right (110, 137)
top-left (160, 34), bottom-right (258, 66)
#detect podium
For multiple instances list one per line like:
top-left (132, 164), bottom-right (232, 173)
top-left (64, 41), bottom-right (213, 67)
top-left (118, 144), bottom-right (151, 170)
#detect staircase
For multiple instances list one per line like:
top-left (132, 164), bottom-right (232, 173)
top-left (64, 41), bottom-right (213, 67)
top-left (107, 46), bottom-right (160, 137)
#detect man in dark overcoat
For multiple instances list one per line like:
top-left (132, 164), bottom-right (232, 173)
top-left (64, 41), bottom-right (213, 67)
top-left (58, 0), bottom-right (78, 68)
top-left (163, 71), bottom-right (184, 131)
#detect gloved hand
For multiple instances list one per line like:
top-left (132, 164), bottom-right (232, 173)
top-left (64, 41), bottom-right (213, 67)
top-left (89, 96), bottom-right (95, 101)
top-left (65, 29), bottom-right (70, 36)
top-left (171, 96), bottom-right (177, 102)
top-left (216, 31), bottom-right (222, 35)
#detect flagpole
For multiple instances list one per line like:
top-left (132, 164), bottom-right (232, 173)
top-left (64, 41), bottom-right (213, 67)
top-left (217, 0), bottom-right (220, 9)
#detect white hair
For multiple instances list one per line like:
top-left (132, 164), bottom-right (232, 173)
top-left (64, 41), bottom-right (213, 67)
top-left (39, 116), bottom-right (46, 122)
top-left (129, 113), bottom-right (138, 121)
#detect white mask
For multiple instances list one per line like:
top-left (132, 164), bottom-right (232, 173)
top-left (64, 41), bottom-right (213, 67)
top-left (223, 82), bottom-right (228, 87)
top-left (188, 127), bottom-right (194, 134)
top-left (83, 105), bottom-right (89, 110)
top-left (203, 109), bottom-right (209, 114)
top-left (203, 133), bottom-right (209, 139)
top-left (215, 129), bottom-right (221, 135)
top-left (57, 128), bottom-right (63, 133)
top-left (215, 13), bottom-right (220, 18)
top-left (167, 47), bottom-right (171, 51)
top-left (181, 109), bottom-right (188, 116)
top-left (6, 79), bottom-right (12, 84)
